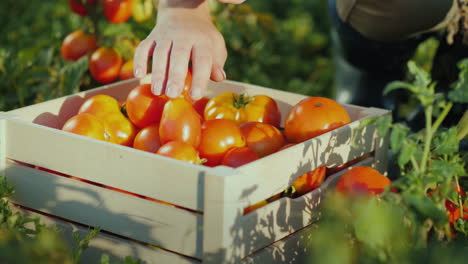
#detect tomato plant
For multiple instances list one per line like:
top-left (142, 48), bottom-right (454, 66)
top-left (61, 30), bottom-right (97, 61)
top-left (89, 47), bottom-right (123, 84)
top-left (240, 121), bottom-right (285, 157)
top-left (104, 0), bottom-right (133, 24)
top-left (133, 124), bottom-right (161, 153)
top-left (204, 92), bottom-right (281, 127)
top-left (198, 119), bottom-right (246, 167)
top-left (284, 97), bottom-right (351, 143)
top-left (159, 98), bottom-right (202, 148)
top-left (221, 146), bottom-right (259, 168)
top-left (126, 84), bottom-right (168, 128)
top-left (156, 141), bottom-right (204, 164)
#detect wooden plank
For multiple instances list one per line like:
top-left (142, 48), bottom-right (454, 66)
top-left (5, 162), bottom-right (202, 259)
top-left (205, 157), bottom-right (375, 263)
top-left (12, 205), bottom-right (200, 264)
top-left (5, 118), bottom-right (208, 211)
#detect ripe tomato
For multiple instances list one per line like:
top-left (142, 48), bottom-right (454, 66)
top-left (89, 47), bottom-right (123, 84)
top-left (336, 166), bottom-right (392, 196)
top-left (119, 59), bottom-right (135, 80)
top-left (78, 94), bottom-right (137, 146)
top-left (198, 119), bottom-right (246, 167)
top-left (204, 92), bottom-right (281, 127)
top-left (292, 166), bottom-right (327, 195)
top-left (157, 141), bottom-right (203, 164)
top-left (430, 185), bottom-right (468, 223)
top-left (221, 147), bottom-right (259, 168)
top-left (68, 0), bottom-right (97, 16)
top-left (126, 84), bottom-right (168, 128)
top-left (61, 30), bottom-right (97, 61)
top-left (132, 0), bottom-right (153, 22)
top-left (62, 113), bottom-right (110, 142)
top-left (104, 0), bottom-right (133, 24)
top-left (133, 124), bottom-right (161, 153)
top-left (284, 97), bottom-right (351, 143)
top-left (240, 122), bottom-right (285, 158)
top-left (192, 97), bottom-right (209, 118)
top-left (159, 98), bottom-right (202, 148)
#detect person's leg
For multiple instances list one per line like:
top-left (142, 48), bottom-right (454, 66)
top-left (327, 0), bottom-right (449, 109)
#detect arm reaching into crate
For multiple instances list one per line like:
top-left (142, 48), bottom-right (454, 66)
top-left (133, 0), bottom-right (245, 100)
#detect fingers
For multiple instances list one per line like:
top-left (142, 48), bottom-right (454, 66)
top-left (166, 43), bottom-right (192, 98)
top-left (151, 40), bottom-right (172, 95)
top-left (133, 38), bottom-right (156, 78)
top-left (191, 45), bottom-right (213, 99)
top-left (210, 38), bottom-right (228, 82)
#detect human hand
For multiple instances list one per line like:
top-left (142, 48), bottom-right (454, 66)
top-left (133, 3), bottom-right (227, 99)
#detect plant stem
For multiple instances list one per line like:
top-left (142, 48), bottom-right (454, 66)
top-left (410, 156), bottom-right (420, 173)
top-left (431, 103), bottom-right (453, 135)
top-left (420, 105), bottom-right (433, 174)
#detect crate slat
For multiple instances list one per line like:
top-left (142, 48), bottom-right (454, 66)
top-left (5, 118), bottom-right (208, 212)
top-left (6, 162), bottom-right (202, 259)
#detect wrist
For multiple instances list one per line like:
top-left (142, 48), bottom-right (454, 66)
top-left (158, 0), bottom-right (210, 20)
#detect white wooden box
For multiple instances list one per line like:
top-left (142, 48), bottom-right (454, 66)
top-left (0, 78), bottom-right (389, 264)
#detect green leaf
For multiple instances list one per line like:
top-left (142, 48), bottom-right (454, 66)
top-left (407, 61), bottom-right (431, 88)
top-left (61, 56), bottom-right (88, 96)
top-left (403, 193), bottom-right (448, 226)
top-left (383, 81), bottom-right (416, 95)
top-left (449, 58), bottom-right (468, 103)
top-left (398, 143), bottom-right (416, 168)
top-left (433, 127), bottom-right (459, 155)
top-left (390, 124), bottom-right (410, 153)
top-left (375, 115), bottom-right (392, 137)
top-left (431, 160), bottom-right (466, 179)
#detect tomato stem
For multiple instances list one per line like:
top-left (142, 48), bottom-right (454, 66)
top-left (232, 94), bottom-right (251, 109)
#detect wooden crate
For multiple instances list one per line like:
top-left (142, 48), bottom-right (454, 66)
top-left (0, 78), bottom-right (390, 263)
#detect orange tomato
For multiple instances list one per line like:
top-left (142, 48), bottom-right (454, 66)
top-left (159, 98), bottom-right (202, 148)
top-left (104, 0), bottom-right (133, 24)
top-left (157, 141), bottom-right (203, 164)
top-left (133, 124), bottom-right (161, 153)
top-left (336, 166), bottom-right (392, 196)
top-left (221, 147), bottom-right (259, 168)
top-left (61, 30), bottom-right (97, 61)
top-left (119, 59), bottom-right (135, 80)
top-left (292, 166), bottom-right (327, 195)
top-left (284, 97), bottom-right (351, 143)
top-left (204, 92), bottom-right (281, 127)
top-left (198, 119), bottom-right (246, 167)
top-left (78, 94), bottom-right (137, 146)
top-left (126, 84), bottom-right (168, 128)
top-left (62, 113), bottom-right (110, 142)
top-left (90, 47), bottom-right (123, 84)
top-left (240, 122), bottom-right (285, 158)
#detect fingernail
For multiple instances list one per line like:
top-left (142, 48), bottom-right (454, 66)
top-left (191, 88), bottom-right (202, 99)
top-left (134, 67), bottom-right (142, 78)
top-left (166, 84), bottom-right (179, 98)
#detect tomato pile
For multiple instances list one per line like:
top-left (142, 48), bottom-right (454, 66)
top-left (61, 73), bottom-right (389, 213)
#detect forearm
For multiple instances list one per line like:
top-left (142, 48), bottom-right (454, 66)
top-left (157, 0), bottom-right (211, 20)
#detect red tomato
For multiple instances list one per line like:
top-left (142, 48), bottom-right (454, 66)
top-left (221, 147), bottom-right (259, 168)
top-left (62, 113), bottom-right (110, 142)
top-left (68, 0), bottom-right (97, 16)
top-left (89, 47), bottom-right (123, 84)
top-left (126, 84), bottom-right (168, 128)
top-left (204, 92), bottom-right (281, 127)
top-left (292, 167), bottom-right (327, 195)
top-left (104, 0), bottom-right (133, 24)
top-left (133, 124), bottom-right (161, 153)
top-left (157, 141), bottom-right (203, 164)
top-left (198, 119), bottom-right (246, 167)
top-left (159, 98), bottom-right (202, 148)
top-left (336, 166), bottom-right (392, 196)
top-left (240, 122), bottom-right (285, 157)
top-left (193, 97), bottom-right (210, 118)
top-left (61, 30), bottom-right (97, 61)
top-left (284, 97), bottom-right (351, 143)
top-left (119, 59), bottom-right (135, 80)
